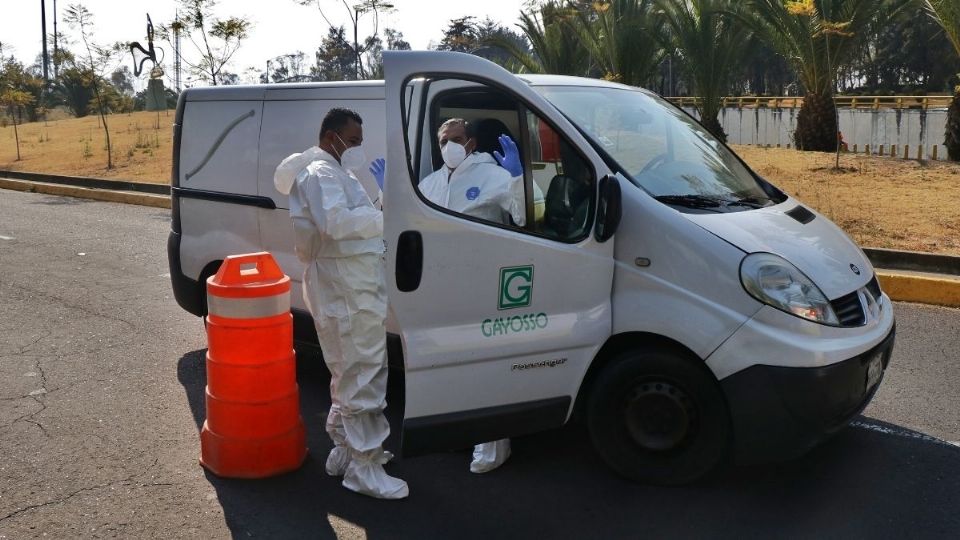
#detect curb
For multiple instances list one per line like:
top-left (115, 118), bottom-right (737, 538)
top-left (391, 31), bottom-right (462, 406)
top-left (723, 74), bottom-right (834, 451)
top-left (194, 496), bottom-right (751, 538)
top-left (0, 170), bottom-right (169, 195)
top-left (0, 178), bottom-right (170, 209)
top-left (876, 270), bottom-right (960, 309)
top-left (864, 248), bottom-right (960, 276)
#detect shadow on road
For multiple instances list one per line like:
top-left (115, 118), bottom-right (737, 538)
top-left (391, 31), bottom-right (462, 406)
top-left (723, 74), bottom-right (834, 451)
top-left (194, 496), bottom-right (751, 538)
top-left (177, 350), bottom-right (960, 539)
top-left (29, 195), bottom-right (93, 206)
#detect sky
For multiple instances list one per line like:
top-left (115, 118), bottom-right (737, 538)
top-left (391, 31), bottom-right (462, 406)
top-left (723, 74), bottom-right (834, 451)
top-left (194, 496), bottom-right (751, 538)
top-left (2, 0), bottom-right (529, 88)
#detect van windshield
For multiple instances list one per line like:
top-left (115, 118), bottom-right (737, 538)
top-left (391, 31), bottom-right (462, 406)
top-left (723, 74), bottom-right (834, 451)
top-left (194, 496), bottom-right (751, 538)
top-left (535, 85), bottom-right (782, 211)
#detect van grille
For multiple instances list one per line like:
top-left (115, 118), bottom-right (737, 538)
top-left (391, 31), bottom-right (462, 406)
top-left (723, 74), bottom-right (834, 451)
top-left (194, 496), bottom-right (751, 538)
top-left (831, 291), bottom-right (866, 327)
top-left (865, 276), bottom-right (882, 302)
top-left (829, 275), bottom-right (883, 328)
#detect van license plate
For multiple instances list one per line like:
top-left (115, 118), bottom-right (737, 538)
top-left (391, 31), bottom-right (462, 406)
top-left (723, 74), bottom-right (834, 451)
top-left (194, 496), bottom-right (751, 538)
top-left (866, 354), bottom-right (883, 390)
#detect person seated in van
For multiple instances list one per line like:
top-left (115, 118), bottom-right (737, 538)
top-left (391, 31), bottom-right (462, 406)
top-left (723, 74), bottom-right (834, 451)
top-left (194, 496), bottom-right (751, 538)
top-left (419, 118), bottom-right (543, 227)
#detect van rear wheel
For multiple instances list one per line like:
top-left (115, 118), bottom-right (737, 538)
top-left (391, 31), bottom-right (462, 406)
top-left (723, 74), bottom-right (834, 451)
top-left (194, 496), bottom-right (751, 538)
top-left (587, 347), bottom-right (730, 485)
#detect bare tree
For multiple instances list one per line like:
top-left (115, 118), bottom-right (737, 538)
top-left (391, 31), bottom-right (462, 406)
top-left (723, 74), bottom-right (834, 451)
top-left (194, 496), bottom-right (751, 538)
top-left (295, 0), bottom-right (395, 79)
top-left (64, 3), bottom-right (115, 169)
top-left (160, 0), bottom-right (252, 86)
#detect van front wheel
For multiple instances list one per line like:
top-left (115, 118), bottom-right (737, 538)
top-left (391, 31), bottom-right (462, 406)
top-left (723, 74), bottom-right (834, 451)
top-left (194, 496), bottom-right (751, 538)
top-left (587, 347), bottom-right (730, 485)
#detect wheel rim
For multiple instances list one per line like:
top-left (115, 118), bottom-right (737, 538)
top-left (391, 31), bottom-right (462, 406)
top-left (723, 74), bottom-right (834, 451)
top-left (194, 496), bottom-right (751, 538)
top-left (624, 381), bottom-right (696, 452)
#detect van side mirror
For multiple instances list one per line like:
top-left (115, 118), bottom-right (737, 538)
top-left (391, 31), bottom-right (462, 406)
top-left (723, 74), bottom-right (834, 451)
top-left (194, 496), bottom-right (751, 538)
top-left (595, 175), bottom-right (622, 243)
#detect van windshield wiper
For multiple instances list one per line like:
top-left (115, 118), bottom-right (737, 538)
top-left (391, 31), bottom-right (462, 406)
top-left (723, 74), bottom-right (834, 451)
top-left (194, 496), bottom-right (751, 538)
top-left (728, 195), bottom-right (773, 208)
top-left (654, 194), bottom-right (723, 210)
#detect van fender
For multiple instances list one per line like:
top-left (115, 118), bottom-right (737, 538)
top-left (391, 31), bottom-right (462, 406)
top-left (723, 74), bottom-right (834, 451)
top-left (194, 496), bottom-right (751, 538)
top-left (570, 332), bottom-right (720, 421)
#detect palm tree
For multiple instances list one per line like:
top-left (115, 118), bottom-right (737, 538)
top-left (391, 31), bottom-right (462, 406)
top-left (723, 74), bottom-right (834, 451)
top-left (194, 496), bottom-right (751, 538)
top-left (487, 1), bottom-right (591, 75)
top-left (924, 0), bottom-right (960, 160)
top-left (656, 0), bottom-right (749, 142)
top-left (570, 0), bottom-right (665, 86)
top-left (747, 0), bottom-right (893, 152)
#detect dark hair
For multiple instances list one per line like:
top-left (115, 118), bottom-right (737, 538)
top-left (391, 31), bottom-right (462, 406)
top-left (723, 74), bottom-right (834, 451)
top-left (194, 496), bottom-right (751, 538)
top-left (438, 117), bottom-right (476, 139)
top-left (320, 107), bottom-right (363, 139)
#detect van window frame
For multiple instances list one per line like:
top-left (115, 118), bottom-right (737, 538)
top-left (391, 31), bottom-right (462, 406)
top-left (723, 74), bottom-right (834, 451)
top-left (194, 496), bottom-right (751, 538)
top-left (401, 73), bottom-right (598, 245)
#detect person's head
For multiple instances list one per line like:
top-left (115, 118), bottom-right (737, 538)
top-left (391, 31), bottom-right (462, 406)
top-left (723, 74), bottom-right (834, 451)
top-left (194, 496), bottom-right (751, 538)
top-left (319, 107), bottom-right (364, 165)
top-left (437, 118), bottom-right (477, 169)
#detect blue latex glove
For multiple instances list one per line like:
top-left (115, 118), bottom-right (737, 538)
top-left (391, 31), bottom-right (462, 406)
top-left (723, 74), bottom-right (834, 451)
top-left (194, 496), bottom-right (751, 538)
top-left (369, 158), bottom-right (386, 190)
top-left (493, 134), bottom-right (523, 178)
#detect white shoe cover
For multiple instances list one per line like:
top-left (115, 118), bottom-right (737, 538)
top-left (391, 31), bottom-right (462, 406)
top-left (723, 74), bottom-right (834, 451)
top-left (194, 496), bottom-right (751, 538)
top-left (342, 459), bottom-right (409, 500)
top-left (325, 446), bottom-right (351, 476)
top-left (470, 439), bottom-right (511, 474)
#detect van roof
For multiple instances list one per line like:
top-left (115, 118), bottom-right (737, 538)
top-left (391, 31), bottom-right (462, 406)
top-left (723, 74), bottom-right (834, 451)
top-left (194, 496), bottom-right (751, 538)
top-left (181, 74), bottom-right (645, 102)
top-left (182, 80), bottom-right (385, 101)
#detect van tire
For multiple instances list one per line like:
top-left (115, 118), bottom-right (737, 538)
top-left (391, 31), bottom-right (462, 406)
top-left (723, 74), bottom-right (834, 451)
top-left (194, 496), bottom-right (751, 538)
top-left (587, 347), bottom-right (730, 485)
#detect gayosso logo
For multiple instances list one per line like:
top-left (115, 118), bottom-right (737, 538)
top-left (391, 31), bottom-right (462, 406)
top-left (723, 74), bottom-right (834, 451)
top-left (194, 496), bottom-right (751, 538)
top-left (499, 265), bottom-right (534, 310)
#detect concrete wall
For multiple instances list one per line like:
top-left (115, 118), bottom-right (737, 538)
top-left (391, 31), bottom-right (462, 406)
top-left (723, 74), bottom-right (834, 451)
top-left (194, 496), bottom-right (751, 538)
top-left (682, 106), bottom-right (949, 160)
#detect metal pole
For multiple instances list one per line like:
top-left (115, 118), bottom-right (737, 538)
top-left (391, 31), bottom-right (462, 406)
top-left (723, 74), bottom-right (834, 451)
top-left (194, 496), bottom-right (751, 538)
top-left (41, 0), bottom-right (49, 84)
top-left (52, 0), bottom-right (59, 78)
top-left (174, 11), bottom-right (182, 92)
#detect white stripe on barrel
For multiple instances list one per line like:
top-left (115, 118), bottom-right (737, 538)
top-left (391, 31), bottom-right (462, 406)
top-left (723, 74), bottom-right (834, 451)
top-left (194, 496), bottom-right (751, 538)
top-left (207, 293), bottom-right (290, 319)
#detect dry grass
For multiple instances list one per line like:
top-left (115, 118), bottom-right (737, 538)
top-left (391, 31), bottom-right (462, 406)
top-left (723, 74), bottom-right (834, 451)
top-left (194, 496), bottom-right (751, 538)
top-left (734, 145), bottom-right (960, 256)
top-left (0, 110), bottom-right (173, 184)
top-left (2, 111), bottom-right (959, 255)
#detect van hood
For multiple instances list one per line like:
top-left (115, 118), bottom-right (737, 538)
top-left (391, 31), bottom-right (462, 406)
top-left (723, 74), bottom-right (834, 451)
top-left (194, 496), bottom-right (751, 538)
top-left (682, 200), bottom-right (872, 299)
top-left (273, 146), bottom-right (326, 195)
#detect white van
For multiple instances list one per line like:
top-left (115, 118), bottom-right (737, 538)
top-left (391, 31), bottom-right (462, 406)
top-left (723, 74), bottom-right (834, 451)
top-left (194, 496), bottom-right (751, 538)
top-left (168, 51), bottom-right (895, 484)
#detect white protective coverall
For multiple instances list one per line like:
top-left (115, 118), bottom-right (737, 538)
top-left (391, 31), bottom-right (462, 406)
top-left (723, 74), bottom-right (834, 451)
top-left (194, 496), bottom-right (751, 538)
top-left (419, 150), bottom-right (544, 473)
top-left (274, 146), bottom-right (408, 499)
top-left (419, 151), bottom-right (531, 226)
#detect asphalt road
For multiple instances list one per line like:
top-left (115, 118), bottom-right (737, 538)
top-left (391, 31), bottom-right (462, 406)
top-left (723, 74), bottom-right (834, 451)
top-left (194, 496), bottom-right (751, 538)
top-left (1, 188), bottom-right (958, 539)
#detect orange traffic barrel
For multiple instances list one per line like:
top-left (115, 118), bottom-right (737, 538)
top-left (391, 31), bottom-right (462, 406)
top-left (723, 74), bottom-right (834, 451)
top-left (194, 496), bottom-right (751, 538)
top-left (200, 252), bottom-right (307, 478)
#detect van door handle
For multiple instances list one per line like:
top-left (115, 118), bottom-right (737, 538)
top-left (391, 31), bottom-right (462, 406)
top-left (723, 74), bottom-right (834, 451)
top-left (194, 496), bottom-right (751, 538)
top-left (396, 230), bottom-right (423, 292)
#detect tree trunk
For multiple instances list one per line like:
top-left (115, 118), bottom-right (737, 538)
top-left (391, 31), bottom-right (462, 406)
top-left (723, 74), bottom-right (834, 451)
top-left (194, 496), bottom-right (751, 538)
top-left (701, 114), bottom-right (727, 144)
top-left (794, 92), bottom-right (838, 152)
top-left (13, 116), bottom-right (21, 161)
top-left (946, 92), bottom-right (960, 161)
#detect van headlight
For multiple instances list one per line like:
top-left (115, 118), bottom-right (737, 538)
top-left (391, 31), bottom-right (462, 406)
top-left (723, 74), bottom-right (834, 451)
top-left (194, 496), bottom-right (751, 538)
top-left (740, 253), bottom-right (839, 325)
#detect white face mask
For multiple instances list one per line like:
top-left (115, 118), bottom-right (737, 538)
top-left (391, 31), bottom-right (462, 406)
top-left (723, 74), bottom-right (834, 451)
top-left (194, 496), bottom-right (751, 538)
top-left (336, 133), bottom-right (367, 171)
top-left (340, 146), bottom-right (367, 171)
top-left (441, 141), bottom-right (467, 169)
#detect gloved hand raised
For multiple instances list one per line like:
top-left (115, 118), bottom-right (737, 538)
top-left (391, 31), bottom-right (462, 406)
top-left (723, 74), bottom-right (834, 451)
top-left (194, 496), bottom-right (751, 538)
top-left (493, 135), bottom-right (523, 178)
top-left (369, 158), bottom-right (386, 190)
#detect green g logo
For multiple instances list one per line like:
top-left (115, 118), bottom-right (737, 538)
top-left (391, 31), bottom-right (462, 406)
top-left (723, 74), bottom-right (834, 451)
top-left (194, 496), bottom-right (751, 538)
top-left (499, 265), bottom-right (534, 310)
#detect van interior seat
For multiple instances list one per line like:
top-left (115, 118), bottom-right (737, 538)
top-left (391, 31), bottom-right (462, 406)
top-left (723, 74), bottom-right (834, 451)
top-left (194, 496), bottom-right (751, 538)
top-left (473, 118), bottom-right (518, 164)
top-left (543, 175), bottom-right (591, 240)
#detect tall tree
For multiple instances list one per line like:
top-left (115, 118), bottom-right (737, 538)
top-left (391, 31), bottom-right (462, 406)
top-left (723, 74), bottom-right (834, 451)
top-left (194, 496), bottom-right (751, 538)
top-left (492, 1), bottom-right (592, 75)
top-left (266, 51), bottom-right (310, 83)
top-left (312, 26), bottom-right (358, 81)
top-left (160, 0), bottom-right (251, 86)
top-left (569, 0), bottom-right (665, 86)
top-left (365, 28), bottom-right (411, 79)
top-left (656, 0), bottom-right (749, 142)
top-left (437, 16), bottom-right (479, 52)
top-left (53, 64), bottom-right (94, 117)
top-left (746, 0), bottom-right (900, 152)
top-left (64, 3), bottom-right (115, 169)
top-left (924, 0), bottom-right (960, 160)
top-left (296, 0), bottom-right (395, 80)
top-left (435, 16), bottom-right (530, 69)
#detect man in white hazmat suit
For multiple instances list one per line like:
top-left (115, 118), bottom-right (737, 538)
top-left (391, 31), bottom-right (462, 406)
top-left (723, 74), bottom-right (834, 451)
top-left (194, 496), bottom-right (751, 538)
top-left (273, 108), bottom-right (407, 499)
top-left (419, 117), bottom-right (541, 474)
top-left (419, 118), bottom-right (543, 227)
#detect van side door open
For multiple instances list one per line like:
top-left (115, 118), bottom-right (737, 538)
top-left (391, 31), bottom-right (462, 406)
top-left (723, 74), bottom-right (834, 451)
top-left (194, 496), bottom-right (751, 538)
top-left (383, 51), bottom-right (617, 456)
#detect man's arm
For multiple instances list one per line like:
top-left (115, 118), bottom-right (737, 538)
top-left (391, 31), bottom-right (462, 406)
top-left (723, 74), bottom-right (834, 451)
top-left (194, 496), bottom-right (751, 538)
top-left (302, 168), bottom-right (383, 241)
top-left (494, 135), bottom-right (529, 226)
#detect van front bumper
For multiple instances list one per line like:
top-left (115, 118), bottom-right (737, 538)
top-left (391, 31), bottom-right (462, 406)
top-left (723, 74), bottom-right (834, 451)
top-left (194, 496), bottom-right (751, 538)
top-left (720, 324), bottom-right (895, 463)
